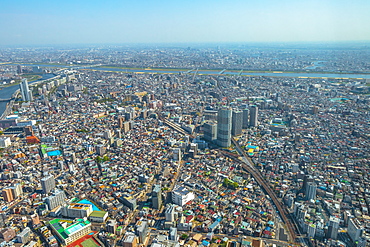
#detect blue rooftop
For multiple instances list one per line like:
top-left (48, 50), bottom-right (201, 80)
top-left (78, 199), bottom-right (100, 211)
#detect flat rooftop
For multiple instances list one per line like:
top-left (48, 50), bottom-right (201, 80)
top-left (89, 210), bottom-right (107, 218)
top-left (69, 203), bottom-right (92, 210)
top-left (49, 218), bottom-right (91, 239)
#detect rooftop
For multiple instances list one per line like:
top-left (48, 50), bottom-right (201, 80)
top-left (49, 218), bottom-right (91, 240)
top-left (89, 210), bottom-right (107, 218)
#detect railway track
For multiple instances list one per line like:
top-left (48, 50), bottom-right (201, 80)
top-left (220, 138), bottom-right (300, 245)
top-left (160, 115), bottom-right (300, 245)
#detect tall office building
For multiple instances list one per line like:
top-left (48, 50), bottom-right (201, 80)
top-left (172, 185), bottom-right (195, 206)
top-left (122, 121), bottom-right (130, 133)
top-left (217, 108), bottom-right (232, 147)
top-left (19, 79), bottom-right (33, 102)
top-left (0, 228), bottom-right (16, 242)
top-left (10, 183), bottom-right (22, 199)
top-left (140, 109), bottom-right (148, 119)
top-left (106, 220), bottom-right (117, 234)
top-left (103, 130), bottom-right (112, 139)
top-left (118, 117), bottom-right (125, 128)
top-left (17, 65), bottom-right (22, 74)
top-left (307, 224), bottom-right (316, 238)
top-left (242, 109), bottom-right (249, 129)
top-left (203, 121), bottom-right (217, 142)
top-left (2, 188), bottom-right (14, 202)
top-left (16, 227), bottom-right (31, 244)
top-left (45, 190), bottom-right (66, 210)
top-left (165, 204), bottom-right (176, 222)
top-left (0, 213), bottom-right (6, 228)
top-left (31, 213), bottom-right (40, 226)
top-left (24, 126), bottom-right (34, 136)
top-left (249, 105), bottom-right (258, 127)
top-left (32, 66), bottom-right (41, 73)
top-left (41, 175), bottom-right (56, 194)
top-left (120, 195), bottom-right (137, 210)
top-left (96, 145), bottom-right (106, 155)
top-left (303, 175), bottom-right (313, 192)
top-left (123, 233), bottom-right (138, 247)
top-left (311, 106), bottom-right (319, 114)
top-left (172, 148), bottom-right (182, 163)
top-left (343, 210), bottom-right (352, 226)
top-left (169, 227), bottom-right (178, 241)
top-left (327, 216), bottom-right (340, 240)
top-left (135, 220), bottom-right (149, 244)
top-left (231, 110), bottom-right (243, 136)
top-left (152, 184), bottom-right (162, 210)
top-left (115, 129), bottom-right (122, 139)
top-left (347, 218), bottom-right (364, 243)
top-left (305, 182), bottom-right (317, 201)
top-left (124, 112), bottom-right (133, 121)
top-left (204, 110), bottom-right (218, 121)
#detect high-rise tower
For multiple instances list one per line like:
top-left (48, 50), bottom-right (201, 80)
top-left (217, 108), bottom-right (232, 147)
top-left (41, 175), bottom-right (56, 194)
top-left (327, 216), bottom-right (340, 240)
top-left (242, 109), bottom-right (249, 129)
top-left (249, 105), bottom-right (258, 127)
top-left (232, 110), bottom-right (243, 136)
top-left (305, 182), bottom-right (317, 201)
top-left (152, 184), bottom-right (162, 210)
top-left (19, 79), bottom-right (32, 102)
top-left (203, 121), bottom-right (217, 142)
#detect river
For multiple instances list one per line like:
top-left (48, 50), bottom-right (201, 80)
top-left (0, 74), bottom-right (55, 117)
top-left (101, 68), bottom-right (369, 79)
top-left (1, 65), bottom-right (369, 117)
top-left (16, 63), bottom-right (370, 79)
top-left (305, 61), bottom-right (326, 70)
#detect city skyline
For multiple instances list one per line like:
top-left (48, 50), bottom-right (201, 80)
top-left (0, 44), bottom-right (369, 246)
top-left (1, 0), bottom-right (370, 46)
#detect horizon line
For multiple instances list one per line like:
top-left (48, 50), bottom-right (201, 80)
top-left (1, 40), bottom-right (370, 48)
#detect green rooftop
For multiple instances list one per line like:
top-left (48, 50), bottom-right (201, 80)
top-left (89, 210), bottom-right (107, 218)
top-left (49, 219), bottom-right (68, 239)
top-left (49, 218), bottom-right (91, 240)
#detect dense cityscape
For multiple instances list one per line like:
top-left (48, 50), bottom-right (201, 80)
top-left (0, 44), bottom-right (369, 247)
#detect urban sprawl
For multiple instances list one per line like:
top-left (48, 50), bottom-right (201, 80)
top-left (0, 45), bottom-right (369, 247)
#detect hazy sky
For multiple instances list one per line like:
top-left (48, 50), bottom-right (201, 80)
top-left (1, 0), bottom-right (369, 45)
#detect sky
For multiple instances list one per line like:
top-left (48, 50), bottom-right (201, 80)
top-left (1, 0), bottom-right (370, 46)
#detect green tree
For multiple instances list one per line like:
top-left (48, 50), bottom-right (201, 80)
top-left (180, 234), bottom-right (189, 240)
top-left (96, 156), bottom-right (103, 163)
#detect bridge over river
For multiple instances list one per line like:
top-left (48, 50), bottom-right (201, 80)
top-left (0, 98), bottom-right (13, 102)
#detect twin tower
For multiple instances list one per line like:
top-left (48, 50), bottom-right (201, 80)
top-left (20, 79), bottom-right (33, 102)
top-left (204, 106), bottom-right (258, 147)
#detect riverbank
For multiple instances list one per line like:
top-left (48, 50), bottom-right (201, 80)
top-left (0, 74), bottom-right (42, 89)
top-left (98, 65), bottom-right (370, 75)
top-left (8, 63), bottom-right (370, 75)
top-left (0, 73), bottom-right (57, 118)
top-left (90, 66), bottom-right (370, 79)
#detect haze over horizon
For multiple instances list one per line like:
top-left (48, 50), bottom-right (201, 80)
top-left (1, 0), bottom-right (370, 46)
